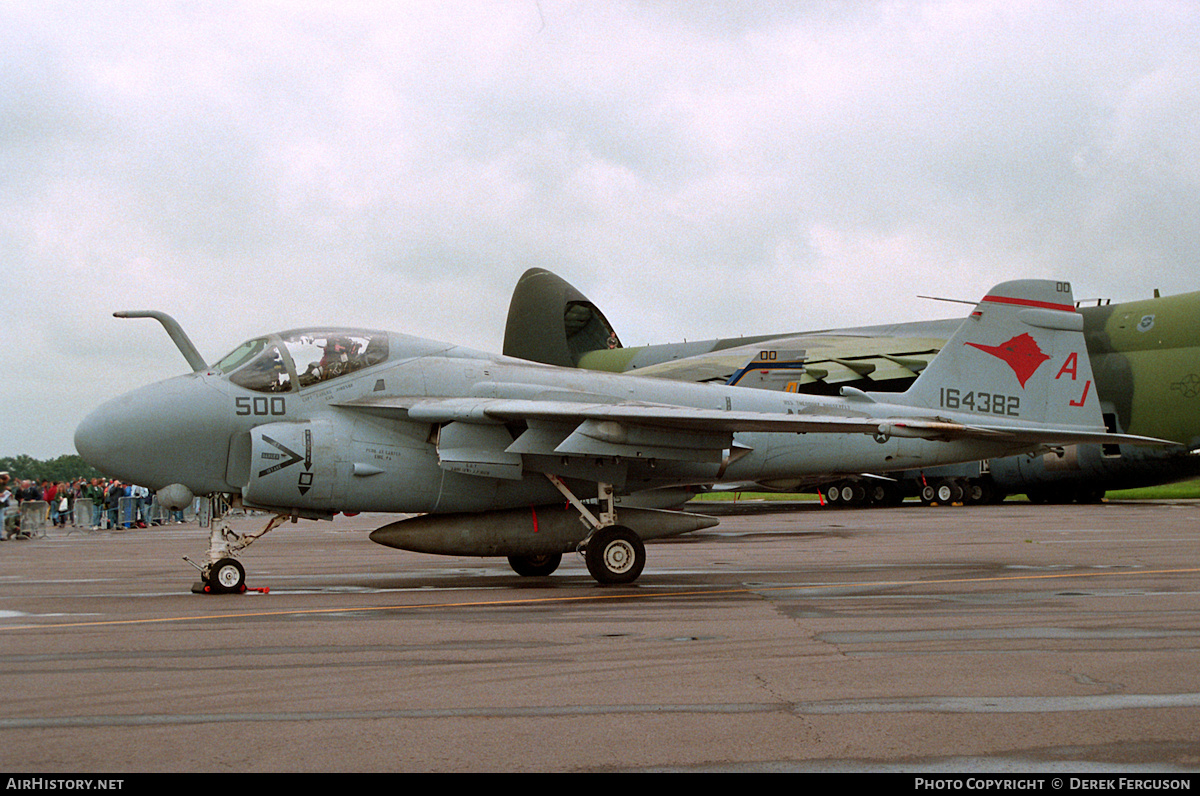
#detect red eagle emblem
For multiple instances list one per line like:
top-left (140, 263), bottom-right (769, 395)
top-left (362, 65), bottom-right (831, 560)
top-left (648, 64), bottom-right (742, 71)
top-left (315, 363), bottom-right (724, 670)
top-left (965, 333), bottom-right (1049, 388)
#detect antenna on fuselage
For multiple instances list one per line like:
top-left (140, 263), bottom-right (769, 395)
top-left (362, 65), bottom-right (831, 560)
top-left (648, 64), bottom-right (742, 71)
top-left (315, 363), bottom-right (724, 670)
top-left (916, 295), bottom-right (977, 306)
top-left (114, 310), bottom-right (208, 372)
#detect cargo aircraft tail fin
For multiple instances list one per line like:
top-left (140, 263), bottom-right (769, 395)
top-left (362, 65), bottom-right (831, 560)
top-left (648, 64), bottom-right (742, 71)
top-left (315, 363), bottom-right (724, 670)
top-left (503, 268), bottom-right (623, 368)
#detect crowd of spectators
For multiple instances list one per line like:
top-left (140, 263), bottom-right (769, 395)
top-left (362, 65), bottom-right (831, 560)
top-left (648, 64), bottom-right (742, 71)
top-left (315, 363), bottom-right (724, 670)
top-left (0, 470), bottom-right (184, 539)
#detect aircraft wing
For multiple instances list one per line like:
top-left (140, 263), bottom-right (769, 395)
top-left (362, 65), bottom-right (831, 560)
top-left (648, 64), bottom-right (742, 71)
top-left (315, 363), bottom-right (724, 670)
top-left (335, 394), bottom-right (1167, 467)
top-left (605, 331), bottom-right (949, 388)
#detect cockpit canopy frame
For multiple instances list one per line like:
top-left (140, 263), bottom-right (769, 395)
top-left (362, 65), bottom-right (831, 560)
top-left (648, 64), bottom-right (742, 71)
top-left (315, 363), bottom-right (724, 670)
top-left (216, 329), bottom-right (390, 393)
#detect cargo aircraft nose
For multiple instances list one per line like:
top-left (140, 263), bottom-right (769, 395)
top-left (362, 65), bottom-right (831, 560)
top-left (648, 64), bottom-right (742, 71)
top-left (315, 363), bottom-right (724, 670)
top-left (74, 374), bottom-right (234, 495)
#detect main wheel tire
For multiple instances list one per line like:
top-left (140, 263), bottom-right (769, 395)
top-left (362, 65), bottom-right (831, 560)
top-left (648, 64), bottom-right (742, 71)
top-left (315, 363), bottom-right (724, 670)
top-left (585, 526), bottom-right (646, 585)
top-left (935, 479), bottom-right (963, 504)
top-left (507, 552), bottom-right (563, 577)
top-left (868, 483), bottom-right (901, 506)
top-left (208, 557), bottom-right (245, 594)
top-left (974, 479), bottom-right (999, 505)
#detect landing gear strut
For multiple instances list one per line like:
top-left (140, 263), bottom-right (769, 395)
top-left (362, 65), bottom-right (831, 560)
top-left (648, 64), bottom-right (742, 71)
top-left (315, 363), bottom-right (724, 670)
top-left (544, 474), bottom-right (648, 585)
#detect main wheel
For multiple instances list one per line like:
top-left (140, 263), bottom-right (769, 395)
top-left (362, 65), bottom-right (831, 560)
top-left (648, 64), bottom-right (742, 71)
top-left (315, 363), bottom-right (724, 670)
top-left (871, 482), bottom-right (904, 507)
top-left (585, 526), bottom-right (645, 585)
top-left (507, 552), bottom-right (563, 577)
top-left (965, 479), bottom-right (997, 505)
top-left (934, 479), bottom-right (963, 504)
top-left (207, 557), bottom-right (246, 594)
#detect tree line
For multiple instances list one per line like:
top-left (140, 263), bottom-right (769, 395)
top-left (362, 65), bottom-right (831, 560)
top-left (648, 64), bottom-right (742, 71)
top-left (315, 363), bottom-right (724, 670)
top-left (1, 454), bottom-right (103, 484)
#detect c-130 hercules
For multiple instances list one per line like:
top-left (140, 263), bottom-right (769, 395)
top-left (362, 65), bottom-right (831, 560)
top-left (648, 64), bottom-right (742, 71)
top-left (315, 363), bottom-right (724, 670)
top-left (74, 280), bottom-right (1162, 591)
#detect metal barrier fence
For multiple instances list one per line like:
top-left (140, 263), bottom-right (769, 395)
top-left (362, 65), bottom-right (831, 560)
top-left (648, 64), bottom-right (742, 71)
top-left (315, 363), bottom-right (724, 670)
top-left (144, 497), bottom-right (196, 525)
top-left (19, 500), bottom-right (49, 538)
top-left (2, 506), bottom-right (22, 538)
top-left (3, 494), bottom-right (206, 537)
top-left (73, 498), bottom-right (93, 528)
top-left (145, 499), bottom-right (169, 526)
top-left (114, 496), bottom-right (139, 528)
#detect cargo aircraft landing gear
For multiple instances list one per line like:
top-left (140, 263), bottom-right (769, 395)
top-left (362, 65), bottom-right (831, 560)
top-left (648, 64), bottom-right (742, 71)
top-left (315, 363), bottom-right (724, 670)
top-left (544, 474), bottom-right (647, 585)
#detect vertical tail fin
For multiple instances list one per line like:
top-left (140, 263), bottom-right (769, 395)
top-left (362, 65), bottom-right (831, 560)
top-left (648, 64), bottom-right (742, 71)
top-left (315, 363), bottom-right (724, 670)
top-left (503, 268), bottom-right (623, 367)
top-left (895, 280), bottom-right (1103, 430)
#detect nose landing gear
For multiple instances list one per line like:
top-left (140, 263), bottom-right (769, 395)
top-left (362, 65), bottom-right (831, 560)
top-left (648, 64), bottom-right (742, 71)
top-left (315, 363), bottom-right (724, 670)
top-left (185, 510), bottom-right (288, 594)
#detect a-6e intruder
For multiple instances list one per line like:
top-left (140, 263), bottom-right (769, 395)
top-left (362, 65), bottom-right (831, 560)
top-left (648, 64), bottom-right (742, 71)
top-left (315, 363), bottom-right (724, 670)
top-left (74, 280), bottom-right (1162, 592)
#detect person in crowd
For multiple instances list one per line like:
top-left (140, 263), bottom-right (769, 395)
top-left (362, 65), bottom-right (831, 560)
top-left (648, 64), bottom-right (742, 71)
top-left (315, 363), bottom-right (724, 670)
top-left (105, 480), bottom-right (124, 529)
top-left (85, 478), bottom-right (105, 529)
top-left (0, 471), bottom-right (19, 539)
top-left (16, 480), bottom-right (41, 502)
top-left (51, 482), bottom-right (70, 527)
top-left (130, 484), bottom-right (149, 528)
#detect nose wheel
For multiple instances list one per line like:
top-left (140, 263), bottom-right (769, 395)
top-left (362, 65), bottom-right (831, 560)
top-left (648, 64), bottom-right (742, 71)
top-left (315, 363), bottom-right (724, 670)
top-left (206, 557), bottom-right (246, 593)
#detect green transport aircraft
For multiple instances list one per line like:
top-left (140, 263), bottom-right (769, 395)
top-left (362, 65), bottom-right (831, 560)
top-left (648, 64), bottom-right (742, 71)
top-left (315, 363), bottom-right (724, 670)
top-left (504, 268), bottom-right (1200, 505)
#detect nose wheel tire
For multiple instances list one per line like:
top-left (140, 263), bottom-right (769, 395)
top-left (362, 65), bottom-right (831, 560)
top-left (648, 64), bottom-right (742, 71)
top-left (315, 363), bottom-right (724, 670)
top-left (207, 557), bottom-right (246, 594)
top-left (585, 526), bottom-right (645, 585)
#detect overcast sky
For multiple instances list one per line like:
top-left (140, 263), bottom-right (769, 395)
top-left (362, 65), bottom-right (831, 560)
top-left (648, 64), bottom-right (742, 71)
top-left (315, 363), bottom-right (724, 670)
top-left (4, 1), bottom-right (1199, 459)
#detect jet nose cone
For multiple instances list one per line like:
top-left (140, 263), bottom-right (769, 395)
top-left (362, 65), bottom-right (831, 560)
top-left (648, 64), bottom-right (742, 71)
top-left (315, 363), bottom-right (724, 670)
top-left (74, 400), bottom-right (128, 477)
top-left (74, 375), bottom-right (232, 494)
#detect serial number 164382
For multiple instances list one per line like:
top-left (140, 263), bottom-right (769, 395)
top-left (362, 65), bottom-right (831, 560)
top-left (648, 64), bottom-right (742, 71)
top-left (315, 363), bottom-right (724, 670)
top-left (938, 388), bottom-right (1020, 416)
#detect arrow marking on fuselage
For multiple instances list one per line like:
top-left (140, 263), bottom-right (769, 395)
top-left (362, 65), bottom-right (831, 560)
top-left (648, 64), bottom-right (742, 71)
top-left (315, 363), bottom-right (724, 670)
top-left (299, 429), bottom-right (314, 495)
top-left (259, 435), bottom-right (304, 477)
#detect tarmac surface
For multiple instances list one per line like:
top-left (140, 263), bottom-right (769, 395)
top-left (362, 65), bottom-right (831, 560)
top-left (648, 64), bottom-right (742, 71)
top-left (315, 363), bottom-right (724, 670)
top-left (2, 499), bottom-right (1199, 773)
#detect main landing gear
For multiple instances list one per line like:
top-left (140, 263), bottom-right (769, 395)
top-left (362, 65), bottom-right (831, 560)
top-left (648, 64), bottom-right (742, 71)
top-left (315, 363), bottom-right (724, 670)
top-left (506, 552), bottom-right (564, 577)
top-left (583, 525), bottom-right (645, 584)
top-left (186, 510), bottom-right (288, 594)
top-left (544, 474), bottom-right (647, 585)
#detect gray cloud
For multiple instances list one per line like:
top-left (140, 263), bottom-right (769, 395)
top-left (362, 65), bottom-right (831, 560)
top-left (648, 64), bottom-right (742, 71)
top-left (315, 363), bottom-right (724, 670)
top-left (2, 1), bottom-right (1199, 457)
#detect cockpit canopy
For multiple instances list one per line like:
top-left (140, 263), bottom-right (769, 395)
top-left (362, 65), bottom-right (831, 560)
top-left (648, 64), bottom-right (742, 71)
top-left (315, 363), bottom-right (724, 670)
top-left (216, 329), bottom-right (389, 393)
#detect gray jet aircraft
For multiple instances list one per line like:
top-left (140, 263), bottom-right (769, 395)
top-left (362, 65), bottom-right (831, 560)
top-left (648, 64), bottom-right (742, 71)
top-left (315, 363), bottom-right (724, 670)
top-left (74, 280), bottom-right (1161, 591)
